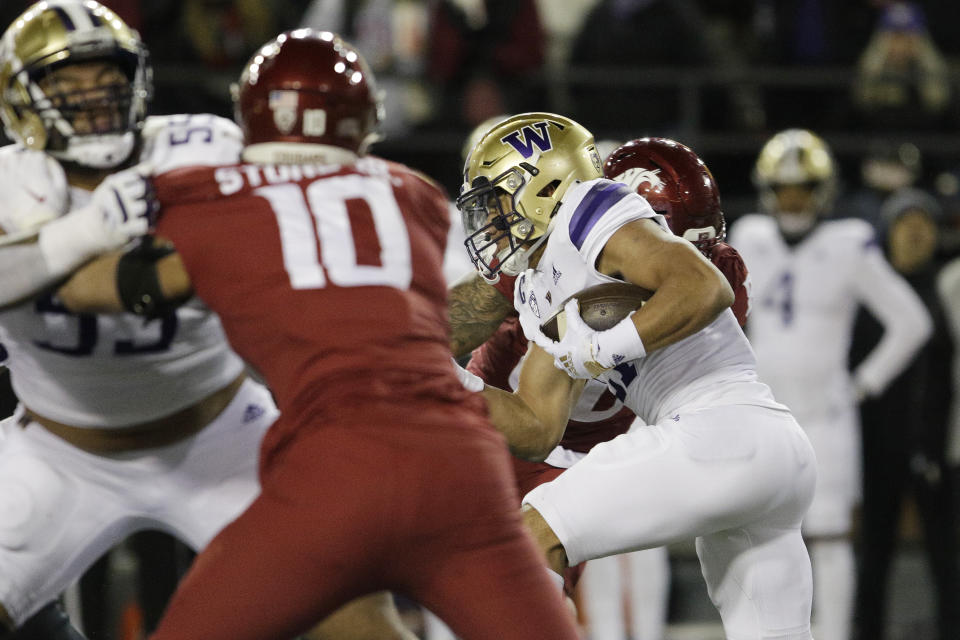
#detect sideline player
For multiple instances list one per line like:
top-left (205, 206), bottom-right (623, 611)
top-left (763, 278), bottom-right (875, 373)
top-left (0, 3), bottom-right (411, 639)
top-left (729, 129), bottom-right (932, 640)
top-left (58, 30), bottom-right (581, 640)
top-left (453, 112), bottom-right (817, 640)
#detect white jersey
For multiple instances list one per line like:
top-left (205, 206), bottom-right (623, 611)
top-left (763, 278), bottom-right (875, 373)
top-left (729, 214), bottom-right (932, 421)
top-left (0, 114), bottom-right (245, 427)
top-left (516, 178), bottom-right (783, 424)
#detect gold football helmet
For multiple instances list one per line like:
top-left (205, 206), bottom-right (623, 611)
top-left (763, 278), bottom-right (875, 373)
top-left (0, 0), bottom-right (150, 168)
top-left (456, 112), bottom-right (601, 282)
top-left (753, 129), bottom-right (837, 236)
top-left (460, 114), bottom-right (508, 164)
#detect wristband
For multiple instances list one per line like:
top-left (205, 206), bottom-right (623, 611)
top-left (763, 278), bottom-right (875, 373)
top-left (117, 238), bottom-right (182, 317)
top-left (591, 312), bottom-right (646, 369)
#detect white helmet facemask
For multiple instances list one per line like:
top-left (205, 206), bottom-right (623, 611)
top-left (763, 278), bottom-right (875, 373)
top-left (50, 131), bottom-right (136, 169)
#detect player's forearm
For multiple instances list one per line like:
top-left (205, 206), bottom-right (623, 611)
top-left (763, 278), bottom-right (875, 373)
top-left (603, 220), bottom-right (734, 354)
top-left (855, 284), bottom-right (933, 397)
top-left (59, 245), bottom-right (193, 316)
top-left (483, 345), bottom-right (586, 461)
top-left (448, 272), bottom-right (514, 357)
top-left (631, 269), bottom-right (733, 353)
top-left (0, 242), bottom-right (60, 308)
top-left (57, 251), bottom-right (125, 313)
top-left (854, 254), bottom-right (934, 396)
top-left (481, 385), bottom-right (565, 462)
top-left (0, 201), bottom-right (129, 309)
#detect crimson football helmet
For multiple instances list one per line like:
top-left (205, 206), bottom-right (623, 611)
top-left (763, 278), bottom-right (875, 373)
top-left (604, 137), bottom-right (725, 253)
top-left (234, 29), bottom-right (383, 162)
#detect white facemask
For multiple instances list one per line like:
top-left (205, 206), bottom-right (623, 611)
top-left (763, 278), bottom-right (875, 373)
top-left (50, 132), bottom-right (136, 169)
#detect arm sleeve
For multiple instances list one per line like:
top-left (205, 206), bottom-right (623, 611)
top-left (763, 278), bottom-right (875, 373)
top-left (709, 242), bottom-right (751, 326)
top-left (466, 315), bottom-right (527, 390)
top-left (851, 243), bottom-right (933, 396)
top-left (493, 272), bottom-right (518, 300)
top-left (0, 242), bottom-right (58, 308)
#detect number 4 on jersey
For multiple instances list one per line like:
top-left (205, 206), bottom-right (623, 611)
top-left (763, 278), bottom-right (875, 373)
top-left (761, 269), bottom-right (794, 326)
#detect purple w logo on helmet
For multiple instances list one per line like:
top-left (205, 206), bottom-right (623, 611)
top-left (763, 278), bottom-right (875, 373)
top-left (500, 121), bottom-right (553, 158)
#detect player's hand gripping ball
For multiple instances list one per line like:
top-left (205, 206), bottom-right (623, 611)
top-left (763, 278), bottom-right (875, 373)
top-left (517, 277), bottom-right (651, 379)
top-left (539, 283), bottom-right (651, 341)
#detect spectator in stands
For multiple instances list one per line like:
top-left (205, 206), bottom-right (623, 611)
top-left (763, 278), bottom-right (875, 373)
top-left (141, 0), bottom-right (299, 116)
top-left (568, 0), bottom-right (710, 135)
top-left (853, 187), bottom-right (960, 640)
top-left (841, 140), bottom-right (923, 229)
top-left (852, 2), bottom-right (954, 131)
top-left (299, 0), bottom-right (433, 138)
top-left (750, 0), bottom-right (873, 66)
top-left (426, 0), bottom-right (545, 130)
top-left (749, 0), bottom-right (877, 130)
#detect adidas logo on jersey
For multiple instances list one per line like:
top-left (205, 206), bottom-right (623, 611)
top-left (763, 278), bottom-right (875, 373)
top-left (243, 403), bottom-right (265, 423)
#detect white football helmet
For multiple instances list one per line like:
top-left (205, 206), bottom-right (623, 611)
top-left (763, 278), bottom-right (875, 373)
top-left (456, 112), bottom-right (602, 282)
top-left (0, 0), bottom-right (151, 169)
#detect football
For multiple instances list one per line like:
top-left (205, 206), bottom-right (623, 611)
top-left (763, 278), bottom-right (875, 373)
top-left (540, 282), bottom-right (652, 341)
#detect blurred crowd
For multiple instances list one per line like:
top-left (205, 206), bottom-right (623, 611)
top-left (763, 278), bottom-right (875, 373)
top-left (2, 1), bottom-right (960, 639)
top-left (1, 0), bottom-right (959, 200)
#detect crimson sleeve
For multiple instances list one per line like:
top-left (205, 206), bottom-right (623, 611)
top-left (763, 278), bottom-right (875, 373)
top-left (465, 315), bottom-right (527, 390)
top-left (709, 242), bottom-right (750, 327)
top-left (492, 272), bottom-right (517, 301)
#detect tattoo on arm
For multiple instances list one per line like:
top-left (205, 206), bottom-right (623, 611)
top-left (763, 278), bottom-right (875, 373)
top-left (448, 274), bottom-right (514, 357)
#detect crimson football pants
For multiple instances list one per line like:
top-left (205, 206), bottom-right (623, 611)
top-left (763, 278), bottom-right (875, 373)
top-left (148, 418), bottom-right (580, 640)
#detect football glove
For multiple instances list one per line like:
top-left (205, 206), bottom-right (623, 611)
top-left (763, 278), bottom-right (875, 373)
top-left (533, 298), bottom-right (647, 380)
top-left (38, 165), bottom-right (157, 277)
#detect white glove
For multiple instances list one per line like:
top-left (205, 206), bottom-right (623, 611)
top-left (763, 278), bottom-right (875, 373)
top-left (38, 165), bottom-right (156, 277)
top-left (451, 357), bottom-right (485, 392)
top-left (537, 299), bottom-right (646, 379)
top-left (91, 164), bottom-right (156, 237)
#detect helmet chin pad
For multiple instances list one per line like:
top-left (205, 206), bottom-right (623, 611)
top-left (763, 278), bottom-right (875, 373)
top-left (49, 131), bottom-right (136, 169)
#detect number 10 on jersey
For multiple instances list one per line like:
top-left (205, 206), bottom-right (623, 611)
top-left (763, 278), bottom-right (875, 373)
top-left (256, 174), bottom-right (413, 290)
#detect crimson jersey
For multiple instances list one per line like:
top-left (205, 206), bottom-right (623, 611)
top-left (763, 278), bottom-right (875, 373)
top-left (154, 157), bottom-right (479, 431)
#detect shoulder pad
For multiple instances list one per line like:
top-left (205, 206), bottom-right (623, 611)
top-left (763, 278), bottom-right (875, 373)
top-left (820, 217), bottom-right (878, 247)
top-left (0, 145), bottom-right (69, 234)
top-left (140, 114), bottom-right (244, 175)
top-left (727, 214), bottom-right (773, 242)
